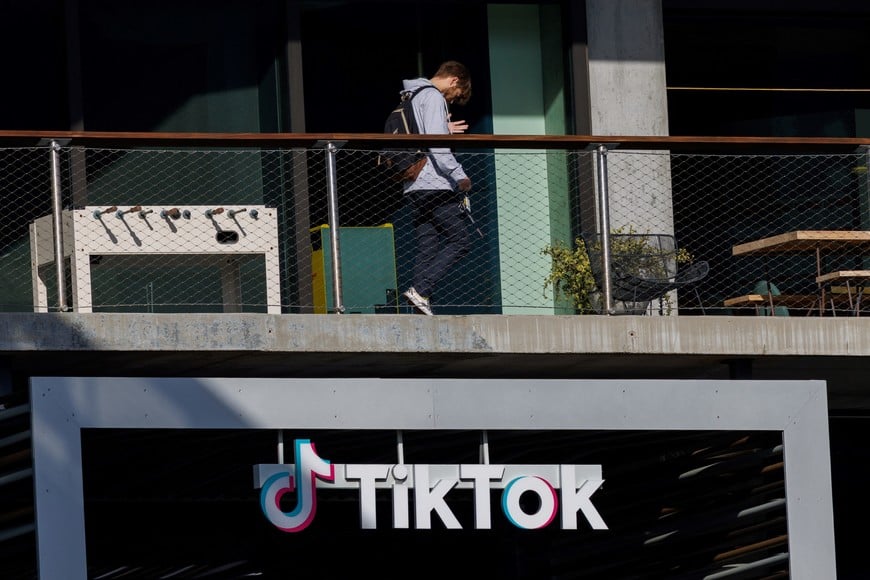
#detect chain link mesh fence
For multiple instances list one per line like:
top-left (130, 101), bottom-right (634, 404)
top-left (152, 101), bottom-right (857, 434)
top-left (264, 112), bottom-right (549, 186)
top-left (1, 143), bottom-right (867, 315)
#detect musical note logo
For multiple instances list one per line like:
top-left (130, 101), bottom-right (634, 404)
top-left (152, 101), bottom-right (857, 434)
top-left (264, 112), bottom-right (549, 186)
top-left (259, 439), bottom-right (334, 532)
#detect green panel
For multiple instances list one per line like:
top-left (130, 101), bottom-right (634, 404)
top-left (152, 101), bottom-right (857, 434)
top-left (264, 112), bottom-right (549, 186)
top-left (312, 225), bottom-right (398, 314)
top-left (488, 5), bottom-right (546, 135)
top-left (488, 4), bottom-right (568, 314)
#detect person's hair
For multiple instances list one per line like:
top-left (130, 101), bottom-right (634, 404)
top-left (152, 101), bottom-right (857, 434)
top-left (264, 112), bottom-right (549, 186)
top-left (434, 60), bottom-right (471, 106)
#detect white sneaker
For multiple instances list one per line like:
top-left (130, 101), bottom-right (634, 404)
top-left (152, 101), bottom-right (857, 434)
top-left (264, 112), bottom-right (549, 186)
top-left (403, 287), bottom-right (433, 315)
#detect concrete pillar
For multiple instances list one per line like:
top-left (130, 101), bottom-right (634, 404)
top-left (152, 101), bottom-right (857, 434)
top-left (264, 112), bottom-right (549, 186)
top-left (586, 0), bottom-right (674, 236)
top-left (586, 0), bottom-right (669, 136)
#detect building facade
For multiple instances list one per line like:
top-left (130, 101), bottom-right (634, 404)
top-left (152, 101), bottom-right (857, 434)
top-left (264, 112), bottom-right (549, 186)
top-left (2, 1), bottom-right (870, 578)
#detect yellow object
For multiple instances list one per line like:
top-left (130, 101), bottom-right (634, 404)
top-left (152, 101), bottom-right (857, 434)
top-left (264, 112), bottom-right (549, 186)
top-left (310, 224), bottom-right (398, 314)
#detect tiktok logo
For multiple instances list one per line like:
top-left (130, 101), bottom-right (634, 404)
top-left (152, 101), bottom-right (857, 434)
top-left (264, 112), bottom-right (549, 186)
top-left (259, 439), bottom-right (335, 532)
top-left (255, 438), bottom-right (608, 532)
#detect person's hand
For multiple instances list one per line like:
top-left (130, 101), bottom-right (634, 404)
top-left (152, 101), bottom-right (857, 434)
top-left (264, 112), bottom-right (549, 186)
top-left (449, 120), bottom-right (468, 133)
top-left (448, 114), bottom-right (468, 134)
top-left (457, 178), bottom-right (472, 192)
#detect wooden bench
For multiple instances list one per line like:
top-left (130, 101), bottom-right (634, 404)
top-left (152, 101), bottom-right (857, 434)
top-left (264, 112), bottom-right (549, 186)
top-left (723, 294), bottom-right (821, 315)
top-left (725, 290), bottom-right (866, 316)
top-left (724, 294), bottom-right (765, 308)
top-left (815, 270), bottom-right (870, 316)
top-left (815, 269), bottom-right (870, 285)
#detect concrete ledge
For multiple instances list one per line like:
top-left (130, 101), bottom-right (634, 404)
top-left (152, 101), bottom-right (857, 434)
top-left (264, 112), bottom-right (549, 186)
top-left (1, 313), bottom-right (868, 357)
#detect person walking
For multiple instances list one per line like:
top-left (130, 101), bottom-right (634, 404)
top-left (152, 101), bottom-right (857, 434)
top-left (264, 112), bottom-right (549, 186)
top-left (400, 60), bottom-right (473, 316)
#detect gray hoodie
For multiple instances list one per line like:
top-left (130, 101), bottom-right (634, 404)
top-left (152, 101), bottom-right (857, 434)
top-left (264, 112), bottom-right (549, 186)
top-left (401, 77), bottom-right (469, 193)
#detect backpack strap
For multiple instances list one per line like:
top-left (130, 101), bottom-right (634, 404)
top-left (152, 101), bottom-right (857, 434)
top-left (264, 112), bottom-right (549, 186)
top-left (401, 84), bottom-right (437, 102)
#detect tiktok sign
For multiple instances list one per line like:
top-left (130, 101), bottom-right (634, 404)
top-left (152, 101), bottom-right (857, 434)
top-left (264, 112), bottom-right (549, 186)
top-left (254, 439), bottom-right (608, 532)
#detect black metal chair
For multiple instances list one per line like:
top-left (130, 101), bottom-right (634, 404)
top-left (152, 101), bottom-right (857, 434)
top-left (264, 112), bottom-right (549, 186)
top-left (581, 232), bottom-right (709, 315)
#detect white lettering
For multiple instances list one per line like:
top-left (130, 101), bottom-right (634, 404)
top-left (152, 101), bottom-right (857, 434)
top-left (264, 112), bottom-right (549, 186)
top-left (391, 464), bottom-right (410, 529)
top-left (560, 464), bottom-right (607, 530)
top-left (414, 464), bottom-right (461, 529)
top-left (460, 464), bottom-right (505, 529)
top-left (345, 464), bottom-right (389, 529)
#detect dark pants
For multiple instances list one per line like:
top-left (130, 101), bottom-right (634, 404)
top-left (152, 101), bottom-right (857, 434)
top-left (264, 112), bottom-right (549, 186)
top-left (409, 189), bottom-right (470, 298)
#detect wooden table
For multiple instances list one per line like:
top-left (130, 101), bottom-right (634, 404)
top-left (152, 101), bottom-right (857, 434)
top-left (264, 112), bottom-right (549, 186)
top-left (732, 230), bottom-right (870, 256)
top-left (730, 230), bottom-right (870, 316)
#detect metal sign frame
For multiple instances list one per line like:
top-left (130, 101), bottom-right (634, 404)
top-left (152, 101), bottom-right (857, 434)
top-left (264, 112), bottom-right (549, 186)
top-left (29, 377), bottom-right (836, 579)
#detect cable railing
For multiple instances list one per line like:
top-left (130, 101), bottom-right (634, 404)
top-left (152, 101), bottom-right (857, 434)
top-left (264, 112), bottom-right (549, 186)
top-left (1, 131), bottom-right (868, 317)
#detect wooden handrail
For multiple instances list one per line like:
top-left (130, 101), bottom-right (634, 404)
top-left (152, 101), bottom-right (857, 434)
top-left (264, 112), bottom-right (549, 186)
top-left (1, 130), bottom-right (869, 151)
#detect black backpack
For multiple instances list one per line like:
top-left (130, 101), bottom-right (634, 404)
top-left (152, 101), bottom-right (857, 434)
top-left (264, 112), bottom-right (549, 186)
top-left (377, 85), bottom-right (436, 182)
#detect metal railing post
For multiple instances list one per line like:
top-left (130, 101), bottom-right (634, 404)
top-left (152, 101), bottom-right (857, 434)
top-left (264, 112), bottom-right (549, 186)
top-left (49, 140), bottom-right (69, 312)
top-left (595, 144), bottom-right (614, 314)
top-left (860, 145), bottom-right (870, 270)
top-left (396, 430), bottom-right (404, 464)
top-left (860, 145), bottom-right (870, 234)
top-left (479, 431), bottom-right (490, 464)
top-left (324, 141), bottom-right (345, 314)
